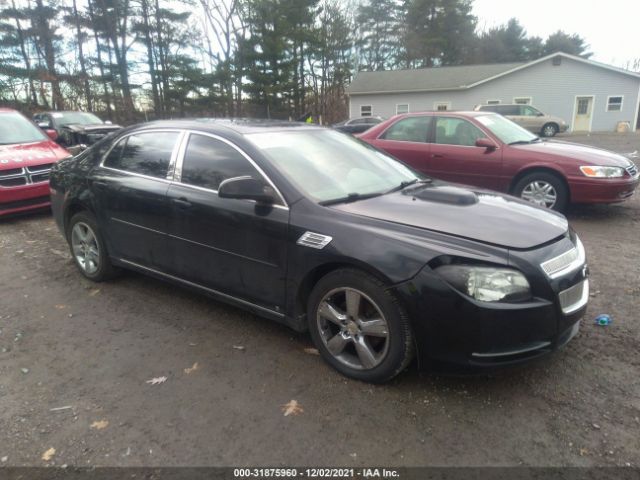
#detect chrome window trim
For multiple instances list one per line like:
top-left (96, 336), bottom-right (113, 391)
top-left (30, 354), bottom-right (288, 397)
top-left (99, 129), bottom-right (184, 181)
top-left (173, 130), bottom-right (289, 208)
top-left (540, 236), bottom-right (586, 279)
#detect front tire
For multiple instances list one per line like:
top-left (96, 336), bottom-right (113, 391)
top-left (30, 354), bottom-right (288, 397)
top-left (513, 172), bottom-right (568, 212)
top-left (307, 269), bottom-right (414, 383)
top-left (67, 211), bottom-right (118, 281)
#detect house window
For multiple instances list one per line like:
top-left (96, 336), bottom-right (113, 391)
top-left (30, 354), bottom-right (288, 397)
top-left (360, 105), bottom-right (372, 117)
top-left (514, 97), bottom-right (532, 105)
top-left (396, 104), bottom-right (409, 115)
top-left (486, 99), bottom-right (501, 105)
top-left (434, 102), bottom-right (451, 111)
top-left (607, 96), bottom-right (623, 112)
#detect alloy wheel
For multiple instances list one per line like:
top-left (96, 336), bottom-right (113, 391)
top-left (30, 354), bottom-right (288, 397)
top-left (71, 222), bottom-right (100, 274)
top-left (316, 287), bottom-right (390, 370)
top-left (521, 181), bottom-right (557, 208)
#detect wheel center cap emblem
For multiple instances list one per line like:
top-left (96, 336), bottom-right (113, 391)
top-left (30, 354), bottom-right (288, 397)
top-left (347, 322), bottom-right (359, 335)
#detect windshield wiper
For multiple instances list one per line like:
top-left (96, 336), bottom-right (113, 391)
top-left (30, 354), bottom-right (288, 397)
top-left (385, 178), bottom-right (432, 194)
top-left (509, 137), bottom-right (541, 146)
top-left (319, 192), bottom-right (384, 207)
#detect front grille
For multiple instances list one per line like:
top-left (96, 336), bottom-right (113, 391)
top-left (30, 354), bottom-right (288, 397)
top-left (27, 163), bottom-right (54, 173)
top-left (0, 163), bottom-right (52, 188)
top-left (540, 237), bottom-right (585, 279)
top-left (559, 279), bottom-right (589, 315)
top-left (626, 162), bottom-right (638, 178)
top-left (0, 195), bottom-right (50, 212)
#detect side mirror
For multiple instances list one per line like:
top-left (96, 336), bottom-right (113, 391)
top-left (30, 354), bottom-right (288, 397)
top-left (45, 129), bottom-right (58, 141)
top-left (218, 176), bottom-right (275, 204)
top-left (475, 137), bottom-right (497, 150)
top-left (105, 120), bottom-right (112, 125)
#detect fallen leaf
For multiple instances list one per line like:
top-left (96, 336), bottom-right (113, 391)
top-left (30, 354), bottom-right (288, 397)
top-left (281, 400), bottom-right (303, 417)
top-left (303, 348), bottom-right (320, 356)
top-left (232, 345), bottom-right (245, 351)
top-left (184, 362), bottom-right (199, 374)
top-left (88, 289), bottom-right (100, 297)
top-left (50, 406), bottom-right (73, 412)
top-left (1, 456), bottom-right (7, 462)
top-left (90, 420), bottom-right (109, 430)
top-left (146, 376), bottom-right (168, 385)
top-left (41, 447), bottom-right (55, 461)
top-left (54, 305), bottom-right (66, 310)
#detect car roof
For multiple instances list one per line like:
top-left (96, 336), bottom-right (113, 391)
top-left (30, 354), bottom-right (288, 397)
top-left (0, 108), bottom-right (19, 113)
top-left (397, 111), bottom-right (493, 118)
top-left (131, 118), bottom-right (324, 135)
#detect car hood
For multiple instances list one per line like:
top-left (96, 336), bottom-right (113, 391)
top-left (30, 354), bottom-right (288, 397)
top-left (513, 140), bottom-right (633, 167)
top-left (62, 123), bottom-right (122, 133)
top-left (0, 140), bottom-right (69, 169)
top-left (331, 183), bottom-right (568, 249)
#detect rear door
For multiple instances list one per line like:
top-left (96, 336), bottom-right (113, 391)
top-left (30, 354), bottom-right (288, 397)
top-left (369, 116), bottom-right (432, 172)
top-left (165, 132), bottom-right (289, 312)
top-left (519, 105), bottom-right (544, 133)
top-left (428, 116), bottom-right (503, 190)
top-left (90, 130), bottom-right (182, 269)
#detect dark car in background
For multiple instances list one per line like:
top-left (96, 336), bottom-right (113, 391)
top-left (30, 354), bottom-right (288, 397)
top-left (0, 108), bottom-right (70, 217)
top-left (50, 119), bottom-right (588, 382)
top-left (33, 111), bottom-right (122, 148)
top-left (359, 111), bottom-right (638, 212)
top-left (333, 116), bottom-right (384, 134)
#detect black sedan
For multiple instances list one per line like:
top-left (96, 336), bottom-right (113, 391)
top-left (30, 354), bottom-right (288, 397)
top-left (50, 120), bottom-right (588, 383)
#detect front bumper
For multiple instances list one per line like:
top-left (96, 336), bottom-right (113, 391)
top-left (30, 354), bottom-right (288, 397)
top-left (569, 175), bottom-right (639, 204)
top-left (0, 182), bottom-right (51, 217)
top-left (393, 235), bottom-right (588, 371)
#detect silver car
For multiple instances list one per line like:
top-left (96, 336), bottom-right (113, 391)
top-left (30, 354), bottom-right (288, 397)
top-left (474, 104), bottom-right (568, 137)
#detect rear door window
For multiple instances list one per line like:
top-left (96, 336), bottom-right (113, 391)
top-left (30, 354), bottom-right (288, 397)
top-left (180, 134), bottom-right (261, 191)
top-left (103, 132), bottom-right (179, 179)
top-left (380, 116), bottom-right (432, 142)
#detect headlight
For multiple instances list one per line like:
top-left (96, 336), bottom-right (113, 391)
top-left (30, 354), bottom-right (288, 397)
top-left (579, 166), bottom-right (625, 178)
top-left (436, 265), bottom-right (532, 302)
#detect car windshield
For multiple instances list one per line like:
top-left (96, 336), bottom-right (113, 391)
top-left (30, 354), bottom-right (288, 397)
top-left (0, 112), bottom-right (47, 145)
top-left (247, 129), bottom-right (421, 203)
top-left (475, 113), bottom-right (539, 144)
top-left (54, 112), bottom-right (102, 126)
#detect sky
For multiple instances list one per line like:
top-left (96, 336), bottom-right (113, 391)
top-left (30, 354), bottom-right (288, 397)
top-left (472, 0), bottom-right (640, 69)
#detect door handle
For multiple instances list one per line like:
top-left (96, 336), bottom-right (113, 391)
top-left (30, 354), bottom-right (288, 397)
top-left (172, 197), bottom-right (192, 209)
top-left (432, 153), bottom-right (444, 158)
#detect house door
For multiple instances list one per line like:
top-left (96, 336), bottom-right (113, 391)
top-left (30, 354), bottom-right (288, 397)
top-left (574, 96), bottom-right (594, 131)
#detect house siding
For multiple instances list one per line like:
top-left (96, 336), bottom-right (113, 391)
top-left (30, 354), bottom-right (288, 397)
top-left (349, 57), bottom-right (640, 132)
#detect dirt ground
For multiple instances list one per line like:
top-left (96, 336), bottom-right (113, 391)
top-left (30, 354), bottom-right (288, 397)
top-left (0, 133), bottom-right (639, 468)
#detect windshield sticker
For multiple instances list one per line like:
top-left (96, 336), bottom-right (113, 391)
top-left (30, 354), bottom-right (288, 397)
top-left (52, 113), bottom-right (64, 118)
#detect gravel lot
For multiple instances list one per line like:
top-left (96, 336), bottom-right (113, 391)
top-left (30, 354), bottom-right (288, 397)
top-left (0, 133), bottom-right (639, 468)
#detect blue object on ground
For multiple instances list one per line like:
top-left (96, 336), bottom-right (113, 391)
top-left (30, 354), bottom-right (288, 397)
top-left (595, 314), bottom-right (611, 326)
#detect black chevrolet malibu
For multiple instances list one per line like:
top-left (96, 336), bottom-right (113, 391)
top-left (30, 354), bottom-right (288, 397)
top-left (50, 119), bottom-right (589, 383)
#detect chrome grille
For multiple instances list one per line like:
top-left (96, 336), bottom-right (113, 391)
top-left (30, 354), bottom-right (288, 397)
top-left (626, 162), bottom-right (638, 178)
top-left (0, 163), bottom-right (53, 188)
top-left (540, 237), bottom-right (585, 279)
top-left (297, 231), bottom-right (333, 249)
top-left (559, 279), bottom-right (589, 315)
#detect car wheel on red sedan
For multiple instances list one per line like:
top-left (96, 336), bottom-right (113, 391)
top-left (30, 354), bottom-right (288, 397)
top-left (67, 211), bottom-right (118, 282)
top-left (307, 269), bottom-right (414, 383)
top-left (513, 172), bottom-right (568, 212)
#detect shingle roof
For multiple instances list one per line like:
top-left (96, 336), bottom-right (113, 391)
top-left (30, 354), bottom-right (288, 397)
top-left (347, 62), bottom-right (524, 94)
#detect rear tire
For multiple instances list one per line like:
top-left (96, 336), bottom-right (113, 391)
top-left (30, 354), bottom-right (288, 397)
top-left (67, 211), bottom-right (118, 282)
top-left (513, 172), bottom-right (568, 212)
top-left (541, 123), bottom-right (558, 137)
top-left (307, 269), bottom-right (414, 383)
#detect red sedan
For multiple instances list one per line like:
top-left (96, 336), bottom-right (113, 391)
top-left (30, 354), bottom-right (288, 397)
top-left (358, 111), bottom-right (639, 211)
top-left (0, 109), bottom-right (71, 217)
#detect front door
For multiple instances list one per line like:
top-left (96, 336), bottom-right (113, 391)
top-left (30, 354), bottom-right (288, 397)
top-left (574, 96), bottom-right (594, 131)
top-left (165, 132), bottom-right (289, 312)
top-left (369, 116), bottom-right (432, 172)
top-left (428, 116), bottom-right (503, 190)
